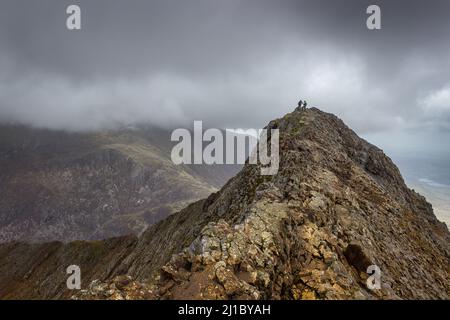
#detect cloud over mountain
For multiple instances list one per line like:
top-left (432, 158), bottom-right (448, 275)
top-left (1, 0), bottom-right (450, 134)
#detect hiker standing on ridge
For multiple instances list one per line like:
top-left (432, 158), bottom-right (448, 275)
top-left (296, 99), bottom-right (308, 111)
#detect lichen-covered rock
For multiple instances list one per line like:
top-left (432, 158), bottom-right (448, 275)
top-left (74, 275), bottom-right (155, 300)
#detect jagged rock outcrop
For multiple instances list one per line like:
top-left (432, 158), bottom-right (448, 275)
top-left (1, 107), bottom-right (449, 299)
top-left (136, 107), bottom-right (450, 299)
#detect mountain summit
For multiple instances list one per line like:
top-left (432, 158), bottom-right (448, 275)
top-left (1, 107), bottom-right (449, 299)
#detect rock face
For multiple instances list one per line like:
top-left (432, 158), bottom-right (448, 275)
top-left (0, 125), bottom-right (240, 242)
top-left (0, 107), bottom-right (449, 299)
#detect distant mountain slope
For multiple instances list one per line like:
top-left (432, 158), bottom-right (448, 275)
top-left (0, 125), bottom-right (240, 242)
top-left (388, 155), bottom-right (450, 228)
top-left (0, 107), bottom-right (448, 299)
top-left (408, 182), bottom-right (450, 228)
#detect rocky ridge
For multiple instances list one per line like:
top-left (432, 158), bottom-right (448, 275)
top-left (134, 107), bottom-right (449, 300)
top-left (1, 107), bottom-right (449, 299)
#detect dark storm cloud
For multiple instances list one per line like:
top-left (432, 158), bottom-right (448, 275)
top-left (1, 0), bottom-right (450, 133)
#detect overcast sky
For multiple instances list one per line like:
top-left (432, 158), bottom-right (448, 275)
top-left (1, 0), bottom-right (450, 138)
